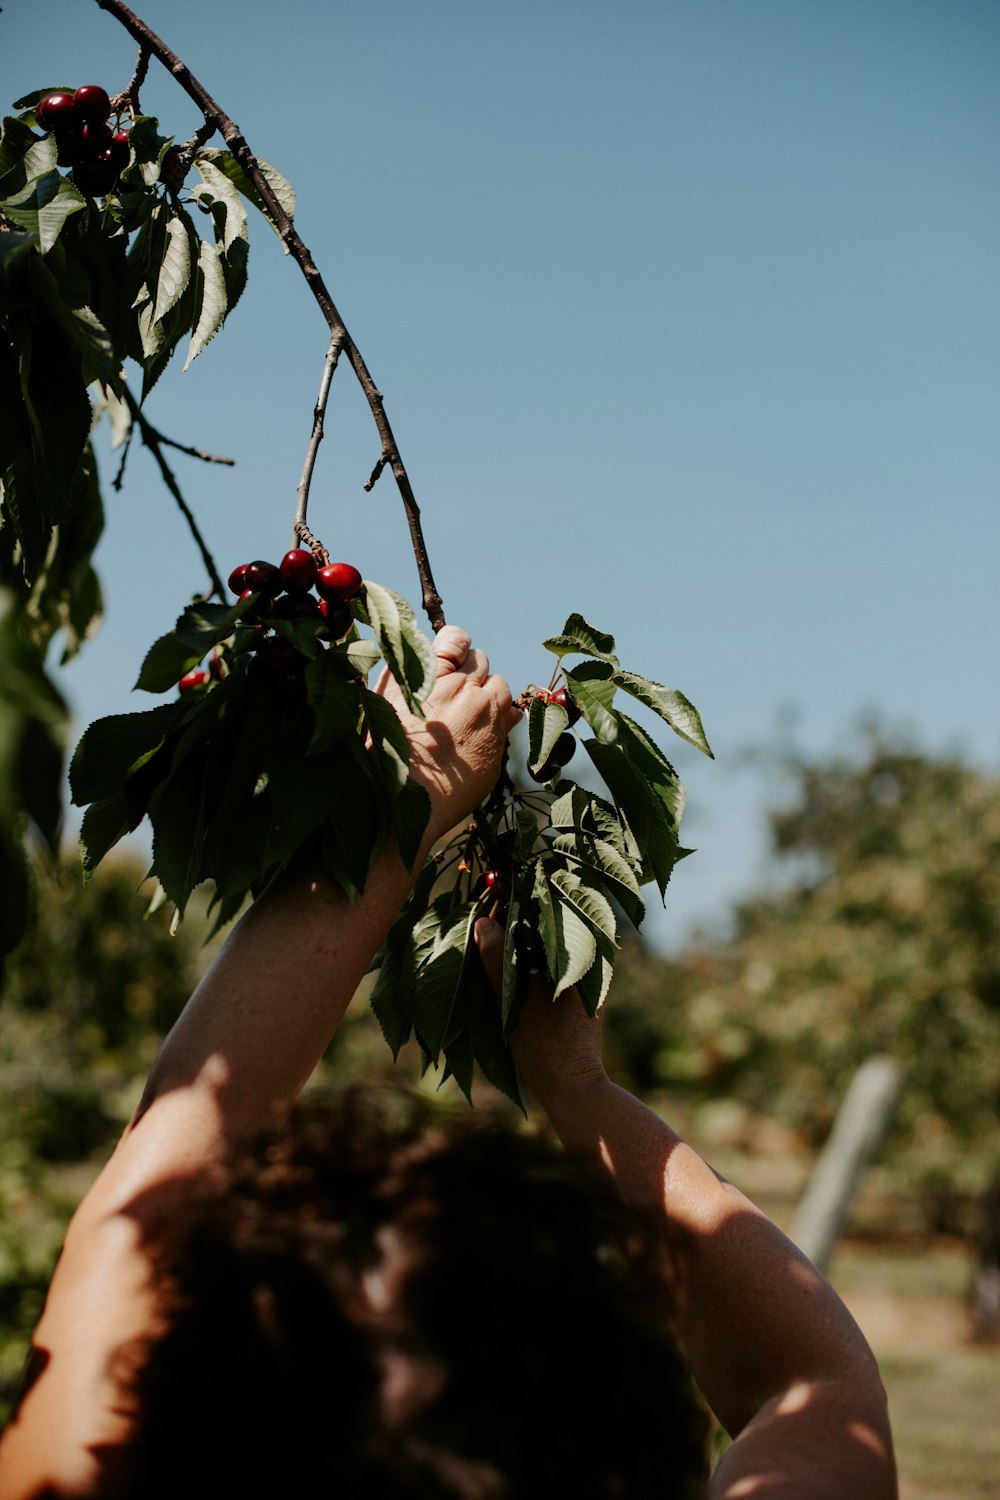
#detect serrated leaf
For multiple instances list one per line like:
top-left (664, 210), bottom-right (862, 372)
top-left (27, 254), bottom-right (120, 391)
top-left (575, 931), bottom-right (616, 1017)
top-left (1, 169), bottom-right (85, 254)
top-left (191, 157), bottom-right (249, 253)
top-left (363, 580), bottom-right (436, 714)
top-left (543, 613), bottom-right (619, 665)
top-left (304, 653), bottom-right (361, 751)
top-left (466, 954), bottom-right (523, 1108)
top-left (196, 148), bottom-right (296, 240)
top-left (547, 864), bottom-right (619, 945)
top-left (79, 793), bottom-right (131, 873)
top-left (69, 702), bottom-right (180, 806)
top-left (617, 713), bottom-right (687, 832)
top-left (346, 639), bottom-right (383, 677)
top-left (362, 686), bottom-right (411, 793)
top-left (547, 882), bottom-right (598, 998)
top-left (614, 669), bottom-right (713, 757)
top-left (533, 861), bottom-right (559, 980)
top-left (527, 693), bottom-right (568, 772)
top-left (184, 236), bottom-right (228, 368)
top-left (153, 211), bottom-right (194, 324)
top-left (565, 660), bottom-right (619, 743)
top-left (134, 633), bottom-right (208, 693)
top-left (548, 833), bottom-right (644, 921)
top-left (583, 737), bottom-right (681, 901)
top-left (411, 903), bottom-right (479, 1059)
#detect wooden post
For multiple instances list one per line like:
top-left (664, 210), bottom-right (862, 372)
top-left (790, 1055), bottom-right (903, 1274)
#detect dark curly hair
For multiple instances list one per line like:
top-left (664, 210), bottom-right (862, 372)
top-left (116, 1084), bottom-right (710, 1499)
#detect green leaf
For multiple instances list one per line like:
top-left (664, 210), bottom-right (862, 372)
top-left (27, 254), bottom-right (120, 392)
top-left (575, 930), bottom-right (615, 1017)
top-left (1, 169), bottom-right (86, 254)
top-left (527, 693), bottom-right (569, 773)
top-left (533, 860), bottom-right (559, 981)
top-left (617, 713), bottom-right (687, 833)
top-left (153, 211), bottom-right (194, 324)
top-left (197, 148), bottom-right (296, 239)
top-left (613, 669), bottom-right (713, 757)
top-left (583, 733), bottom-right (683, 900)
top-left (371, 862), bottom-right (438, 1056)
top-left (547, 863), bottom-right (619, 945)
top-left (411, 903), bottom-right (479, 1059)
top-left (346, 639), bottom-right (383, 677)
top-left (501, 887), bottom-right (530, 1028)
top-left (466, 954), bottom-right (523, 1108)
top-left (69, 703), bottom-right (180, 806)
top-left (547, 880), bottom-right (598, 997)
top-left (565, 660), bottom-right (619, 743)
top-left (395, 778), bottom-right (432, 871)
top-left (191, 157), bottom-right (249, 253)
top-left (363, 580), bottom-right (436, 715)
top-left (79, 792), bottom-right (131, 873)
top-left (304, 653), bottom-right (361, 751)
top-left (361, 686), bottom-right (410, 794)
top-left (134, 633), bottom-right (207, 694)
top-left (148, 743), bottom-right (210, 915)
top-left (543, 613), bottom-right (619, 665)
top-left (548, 832), bottom-right (645, 927)
top-left (184, 236), bottom-right (228, 369)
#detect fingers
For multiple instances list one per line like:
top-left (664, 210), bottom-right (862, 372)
top-left (474, 917), bottom-right (504, 996)
top-left (433, 626), bottom-right (472, 675)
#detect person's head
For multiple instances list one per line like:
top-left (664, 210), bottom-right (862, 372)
top-left (121, 1085), bottom-right (710, 1499)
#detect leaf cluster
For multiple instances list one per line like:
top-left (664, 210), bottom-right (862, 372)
top-left (71, 580), bottom-right (436, 932)
top-left (372, 615), bottom-right (712, 1106)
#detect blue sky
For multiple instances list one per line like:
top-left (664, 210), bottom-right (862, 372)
top-left (5, 0), bottom-right (998, 950)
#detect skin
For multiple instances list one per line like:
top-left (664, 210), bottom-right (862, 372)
top-left (0, 627), bottom-right (896, 1500)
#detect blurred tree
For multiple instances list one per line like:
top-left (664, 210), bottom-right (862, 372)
top-left (613, 734), bottom-right (1000, 1233)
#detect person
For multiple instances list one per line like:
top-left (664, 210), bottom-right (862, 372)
top-left (0, 628), bottom-right (897, 1499)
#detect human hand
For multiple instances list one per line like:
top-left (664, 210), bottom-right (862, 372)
top-left (474, 917), bottom-right (608, 1103)
top-left (374, 626), bottom-right (522, 842)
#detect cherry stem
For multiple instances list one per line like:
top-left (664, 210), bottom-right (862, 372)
top-left (120, 386), bottom-right (226, 599)
top-left (293, 331), bottom-right (345, 556)
top-left (94, 0), bottom-right (447, 632)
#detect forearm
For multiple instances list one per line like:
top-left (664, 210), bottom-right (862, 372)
top-left (528, 1069), bottom-right (893, 1485)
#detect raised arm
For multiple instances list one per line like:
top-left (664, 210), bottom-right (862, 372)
top-left (0, 628), bottom-right (518, 1500)
top-left (474, 920), bottom-right (898, 1500)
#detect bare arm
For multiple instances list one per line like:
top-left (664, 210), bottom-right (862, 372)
top-left (474, 920), bottom-right (898, 1500)
top-left (0, 628), bottom-right (519, 1500)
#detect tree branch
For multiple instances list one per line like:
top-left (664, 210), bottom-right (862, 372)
top-left (121, 388), bottom-right (227, 600)
top-left (95, 0), bottom-right (447, 631)
top-left (293, 331), bottom-right (345, 558)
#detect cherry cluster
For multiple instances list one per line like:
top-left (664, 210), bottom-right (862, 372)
top-left (178, 549), bottom-right (362, 692)
top-left (35, 86), bottom-right (129, 198)
top-left (529, 685), bottom-right (581, 782)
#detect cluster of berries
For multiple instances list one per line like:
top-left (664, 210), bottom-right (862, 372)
top-left (35, 86), bottom-right (129, 198)
top-left (178, 550), bottom-right (363, 693)
top-left (529, 685), bottom-right (581, 782)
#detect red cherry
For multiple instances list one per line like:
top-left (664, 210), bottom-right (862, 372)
top-left (35, 92), bottom-right (79, 131)
top-left (484, 870), bottom-right (498, 886)
top-left (318, 599), bottom-right (353, 640)
top-left (178, 669), bottom-right (208, 694)
top-left (228, 562), bottom-right (251, 594)
top-left (272, 591), bottom-right (320, 620)
top-left (243, 560), bottom-right (283, 596)
top-left (528, 756), bottom-right (562, 783)
top-left (72, 85), bottom-right (111, 123)
top-left (54, 127), bottom-right (83, 167)
top-left (547, 685), bottom-right (582, 726)
top-left (279, 548), bottom-right (318, 591)
top-left (80, 120), bottom-right (113, 154)
top-left (239, 587), bottom-right (272, 622)
top-left (551, 731), bottom-right (577, 768)
top-left (72, 157), bottom-right (118, 197)
top-left (108, 131), bottom-right (130, 172)
top-left (316, 562), bottom-right (363, 602)
top-left (248, 635), bottom-right (302, 682)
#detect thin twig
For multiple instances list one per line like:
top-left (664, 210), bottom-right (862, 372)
top-left (156, 432), bottom-right (235, 466)
top-left (95, 0), bottom-right (447, 631)
top-left (364, 453), bottom-right (389, 493)
top-left (122, 388), bottom-right (227, 599)
top-left (113, 43), bottom-right (150, 116)
top-left (112, 422), bottom-right (136, 492)
top-left (294, 331), bottom-right (345, 552)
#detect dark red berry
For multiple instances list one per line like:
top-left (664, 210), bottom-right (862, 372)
top-left (318, 599), bottom-right (353, 640)
top-left (239, 587), bottom-right (272, 623)
top-left (279, 548), bottom-right (318, 592)
top-left (72, 85), bottom-right (111, 123)
top-left (248, 635), bottom-right (301, 682)
top-left (528, 759), bottom-right (559, 784)
top-left (228, 563), bottom-right (251, 594)
top-left (547, 685), bottom-right (582, 726)
top-left (108, 130), bottom-right (130, 172)
top-left (55, 127), bottom-right (83, 167)
top-left (159, 146), bottom-right (184, 190)
top-left (80, 121), bottom-right (113, 154)
top-left (178, 669), bottom-right (208, 694)
top-left (272, 591), bottom-right (320, 620)
top-left (243, 560), bottom-right (283, 596)
top-left (72, 157), bottom-right (118, 197)
top-left (316, 562), bottom-right (363, 603)
top-left (551, 731), bottom-right (577, 768)
top-left (36, 92), bottom-right (79, 131)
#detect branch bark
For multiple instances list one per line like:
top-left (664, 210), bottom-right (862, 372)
top-left (294, 332), bottom-right (346, 559)
top-left (95, 0), bottom-right (446, 630)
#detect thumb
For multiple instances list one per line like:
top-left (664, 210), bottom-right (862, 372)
top-left (474, 917), bottom-right (504, 997)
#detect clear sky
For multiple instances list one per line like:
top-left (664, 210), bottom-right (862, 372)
top-left (5, 0), bottom-right (999, 950)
